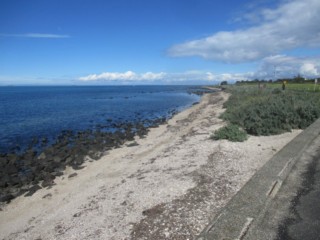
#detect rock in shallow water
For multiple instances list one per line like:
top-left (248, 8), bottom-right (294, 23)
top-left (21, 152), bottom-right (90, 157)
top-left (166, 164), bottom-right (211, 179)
top-left (0, 119), bottom-right (163, 203)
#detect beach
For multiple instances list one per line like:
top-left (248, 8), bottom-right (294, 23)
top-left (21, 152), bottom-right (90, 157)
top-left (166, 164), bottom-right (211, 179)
top-left (0, 90), bottom-right (302, 240)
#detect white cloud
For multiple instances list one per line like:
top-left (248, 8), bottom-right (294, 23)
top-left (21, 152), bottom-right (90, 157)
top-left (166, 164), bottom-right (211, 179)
top-left (78, 70), bottom-right (253, 83)
top-left (140, 72), bottom-right (167, 80)
top-left (168, 0), bottom-right (320, 63)
top-left (300, 63), bottom-right (319, 76)
top-left (79, 71), bottom-right (166, 82)
top-left (0, 33), bottom-right (70, 38)
top-left (255, 55), bottom-right (320, 79)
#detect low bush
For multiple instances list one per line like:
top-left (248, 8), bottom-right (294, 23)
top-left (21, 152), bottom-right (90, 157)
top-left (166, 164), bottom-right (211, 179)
top-left (211, 124), bottom-right (248, 142)
top-left (221, 87), bottom-right (320, 136)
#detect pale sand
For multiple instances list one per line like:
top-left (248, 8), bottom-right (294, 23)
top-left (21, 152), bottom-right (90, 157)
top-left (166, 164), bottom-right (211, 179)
top-left (0, 91), bottom-right (301, 240)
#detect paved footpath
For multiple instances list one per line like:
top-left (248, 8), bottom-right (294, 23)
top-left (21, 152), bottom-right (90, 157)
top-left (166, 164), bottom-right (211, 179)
top-left (197, 119), bottom-right (320, 240)
top-left (274, 139), bottom-right (320, 240)
top-left (246, 132), bottom-right (320, 240)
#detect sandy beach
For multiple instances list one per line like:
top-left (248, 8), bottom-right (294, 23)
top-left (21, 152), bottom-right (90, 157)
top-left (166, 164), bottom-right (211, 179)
top-left (0, 90), bottom-right (302, 240)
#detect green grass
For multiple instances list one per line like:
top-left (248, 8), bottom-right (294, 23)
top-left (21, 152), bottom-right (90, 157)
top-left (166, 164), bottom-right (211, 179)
top-left (268, 83), bottom-right (320, 92)
top-left (211, 124), bottom-right (247, 142)
top-left (214, 86), bottom-right (320, 138)
top-left (237, 82), bottom-right (320, 92)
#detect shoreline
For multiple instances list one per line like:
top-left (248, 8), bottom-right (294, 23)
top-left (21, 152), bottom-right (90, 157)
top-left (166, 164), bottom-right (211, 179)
top-left (0, 88), bottom-right (208, 204)
top-left (0, 90), bottom-right (302, 240)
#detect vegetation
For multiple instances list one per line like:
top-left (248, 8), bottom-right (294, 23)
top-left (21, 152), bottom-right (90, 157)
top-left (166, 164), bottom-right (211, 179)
top-left (211, 124), bottom-right (247, 142)
top-left (235, 75), bottom-right (320, 92)
top-left (212, 85), bottom-right (320, 141)
top-left (268, 83), bottom-right (320, 92)
top-left (220, 81), bottom-right (228, 85)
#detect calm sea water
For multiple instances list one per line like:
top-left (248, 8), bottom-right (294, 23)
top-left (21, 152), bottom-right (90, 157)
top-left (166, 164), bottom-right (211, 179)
top-left (0, 86), bottom-right (201, 154)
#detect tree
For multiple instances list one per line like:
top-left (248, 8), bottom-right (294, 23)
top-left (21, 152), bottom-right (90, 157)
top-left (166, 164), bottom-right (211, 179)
top-left (293, 74), bottom-right (304, 83)
top-left (220, 81), bottom-right (228, 85)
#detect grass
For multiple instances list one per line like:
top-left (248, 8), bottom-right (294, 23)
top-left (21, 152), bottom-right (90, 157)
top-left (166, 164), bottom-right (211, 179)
top-left (268, 83), bottom-right (320, 92)
top-left (237, 82), bottom-right (320, 92)
top-left (212, 85), bottom-right (320, 141)
top-left (211, 124), bottom-right (247, 142)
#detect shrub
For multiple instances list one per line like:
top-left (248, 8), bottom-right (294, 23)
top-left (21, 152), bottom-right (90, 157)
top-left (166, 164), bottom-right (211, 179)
top-left (211, 124), bottom-right (248, 142)
top-left (220, 87), bottom-right (320, 136)
top-left (296, 104), bottom-right (320, 129)
top-left (272, 88), bottom-right (282, 94)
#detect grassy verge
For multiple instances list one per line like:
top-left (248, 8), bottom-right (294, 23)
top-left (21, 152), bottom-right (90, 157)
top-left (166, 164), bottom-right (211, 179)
top-left (235, 82), bottom-right (320, 92)
top-left (268, 83), bottom-right (320, 92)
top-left (213, 85), bottom-right (320, 141)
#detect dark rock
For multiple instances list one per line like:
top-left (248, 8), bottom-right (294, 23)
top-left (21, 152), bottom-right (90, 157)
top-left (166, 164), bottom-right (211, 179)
top-left (0, 158), bottom-right (8, 168)
top-left (20, 184), bottom-right (32, 192)
top-left (71, 164), bottom-right (85, 170)
top-left (1, 113), bottom-right (180, 204)
top-left (68, 173), bottom-right (77, 178)
top-left (73, 212), bottom-right (81, 217)
top-left (19, 171), bottom-right (35, 183)
top-left (24, 185), bottom-right (42, 197)
top-left (41, 180), bottom-right (55, 188)
top-left (9, 175), bottom-right (21, 187)
top-left (5, 164), bottom-right (18, 175)
top-left (65, 156), bottom-right (74, 164)
top-left (0, 174), bottom-right (10, 188)
top-left (18, 188), bottom-right (28, 196)
top-left (0, 194), bottom-right (14, 203)
top-left (41, 173), bottom-right (55, 188)
top-left (43, 165), bottom-right (55, 173)
top-left (44, 147), bottom-right (55, 155)
top-left (22, 158), bottom-right (32, 167)
top-left (73, 157), bottom-right (84, 165)
top-left (52, 171), bottom-right (64, 177)
top-left (88, 151), bottom-right (102, 160)
top-left (42, 193), bottom-right (52, 199)
top-left (9, 187), bottom-right (21, 198)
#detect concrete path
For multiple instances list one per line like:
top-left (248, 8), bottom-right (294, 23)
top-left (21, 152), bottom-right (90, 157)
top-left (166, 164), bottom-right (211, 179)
top-left (245, 131), bottom-right (320, 240)
top-left (197, 118), bottom-right (320, 240)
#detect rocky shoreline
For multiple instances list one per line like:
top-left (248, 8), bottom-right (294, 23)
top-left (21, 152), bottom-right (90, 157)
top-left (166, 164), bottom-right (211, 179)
top-left (0, 88), bottom-right (211, 205)
top-left (0, 118), bottom-right (167, 204)
top-left (0, 90), bottom-right (303, 240)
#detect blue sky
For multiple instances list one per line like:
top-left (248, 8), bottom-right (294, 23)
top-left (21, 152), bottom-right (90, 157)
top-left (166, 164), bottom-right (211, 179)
top-left (0, 0), bottom-right (320, 85)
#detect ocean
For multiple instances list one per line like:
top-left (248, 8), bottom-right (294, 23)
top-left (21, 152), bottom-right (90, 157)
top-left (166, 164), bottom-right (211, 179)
top-left (0, 85), bottom-right (202, 154)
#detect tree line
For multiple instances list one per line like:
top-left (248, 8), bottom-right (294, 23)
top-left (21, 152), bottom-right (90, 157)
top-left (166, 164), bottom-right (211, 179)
top-left (235, 74), bottom-right (319, 85)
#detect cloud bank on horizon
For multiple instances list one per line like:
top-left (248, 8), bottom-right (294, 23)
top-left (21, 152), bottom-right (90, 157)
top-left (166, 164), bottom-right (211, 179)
top-left (80, 0), bottom-right (320, 84)
top-left (79, 70), bottom-right (248, 83)
top-left (79, 55), bottom-right (320, 83)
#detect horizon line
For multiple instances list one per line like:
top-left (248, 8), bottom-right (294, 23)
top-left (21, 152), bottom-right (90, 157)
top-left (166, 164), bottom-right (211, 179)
top-left (0, 33), bottom-right (70, 39)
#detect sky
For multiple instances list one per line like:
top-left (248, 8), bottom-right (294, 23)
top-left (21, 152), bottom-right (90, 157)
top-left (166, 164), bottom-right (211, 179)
top-left (0, 0), bottom-right (320, 85)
